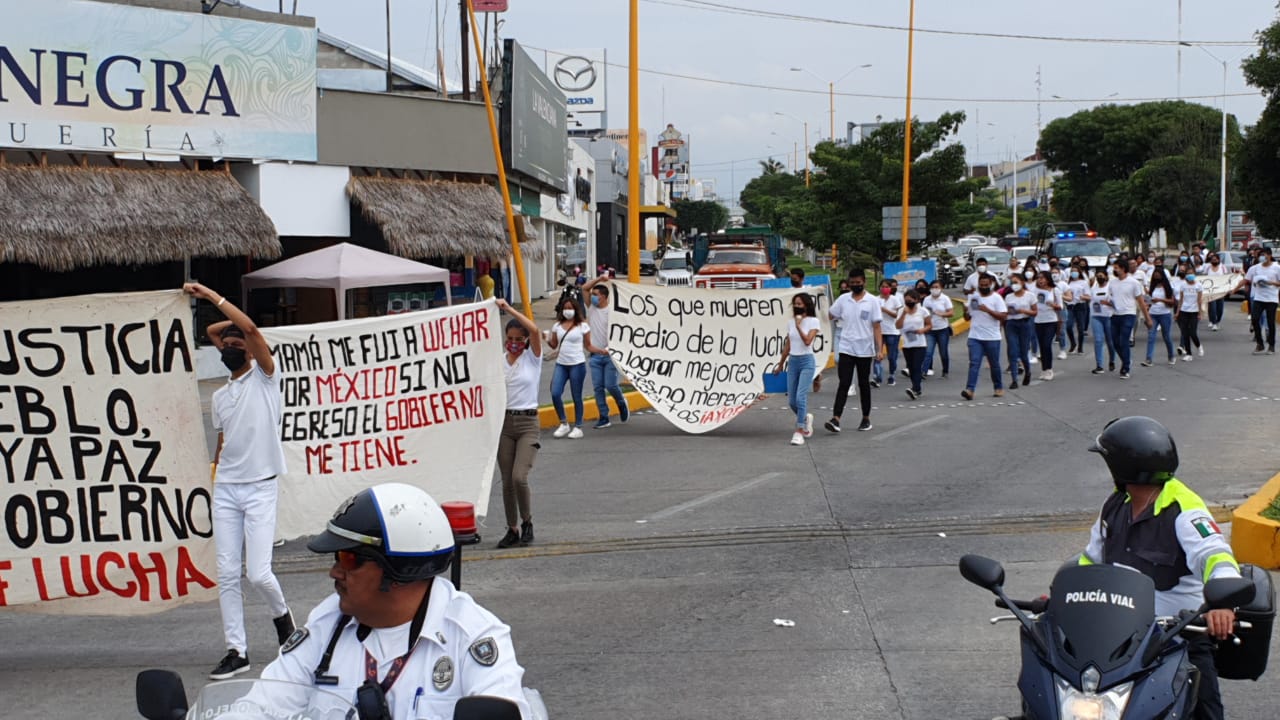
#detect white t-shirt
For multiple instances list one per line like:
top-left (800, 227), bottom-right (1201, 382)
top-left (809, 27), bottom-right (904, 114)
top-left (1033, 285), bottom-right (1062, 324)
top-left (1246, 262), bottom-right (1280, 303)
top-left (553, 323), bottom-right (590, 365)
top-left (900, 306), bottom-right (928, 348)
top-left (586, 304), bottom-right (610, 350)
top-left (963, 270), bottom-right (988, 294)
top-left (1179, 281), bottom-right (1204, 313)
top-left (212, 363), bottom-right (287, 483)
top-left (788, 316), bottom-right (821, 355)
top-left (879, 293), bottom-right (904, 336)
top-left (830, 292), bottom-right (881, 357)
top-left (1110, 276), bottom-right (1144, 316)
top-left (504, 348), bottom-right (542, 410)
top-left (1067, 278), bottom-right (1089, 305)
top-left (1005, 290), bottom-right (1035, 319)
top-left (1148, 285), bottom-right (1173, 316)
top-left (1089, 282), bottom-right (1114, 318)
top-left (967, 291), bottom-right (1007, 341)
top-left (923, 294), bottom-right (952, 330)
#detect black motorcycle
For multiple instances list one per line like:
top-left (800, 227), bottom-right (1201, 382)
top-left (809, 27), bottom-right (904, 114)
top-left (959, 555), bottom-right (1263, 720)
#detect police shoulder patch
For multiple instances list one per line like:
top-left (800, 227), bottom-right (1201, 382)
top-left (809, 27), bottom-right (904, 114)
top-left (468, 637), bottom-right (499, 666)
top-left (281, 627), bottom-right (310, 654)
top-left (1191, 517), bottom-right (1222, 538)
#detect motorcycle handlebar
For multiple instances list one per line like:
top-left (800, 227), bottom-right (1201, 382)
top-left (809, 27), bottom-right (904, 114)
top-left (995, 596), bottom-right (1049, 614)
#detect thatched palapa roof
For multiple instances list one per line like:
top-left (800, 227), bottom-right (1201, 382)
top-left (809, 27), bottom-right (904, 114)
top-left (347, 177), bottom-right (545, 263)
top-left (0, 165), bottom-right (280, 271)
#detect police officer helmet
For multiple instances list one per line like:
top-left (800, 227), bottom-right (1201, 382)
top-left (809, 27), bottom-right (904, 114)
top-left (307, 483), bottom-right (455, 583)
top-left (1088, 416), bottom-right (1178, 486)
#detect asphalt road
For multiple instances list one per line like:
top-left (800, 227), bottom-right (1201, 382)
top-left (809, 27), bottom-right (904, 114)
top-left (3, 305), bottom-right (1279, 720)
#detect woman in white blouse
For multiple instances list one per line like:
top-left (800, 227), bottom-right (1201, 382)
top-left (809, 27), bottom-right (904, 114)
top-left (496, 299), bottom-right (543, 548)
top-left (547, 296), bottom-right (598, 439)
top-left (777, 292), bottom-right (821, 446)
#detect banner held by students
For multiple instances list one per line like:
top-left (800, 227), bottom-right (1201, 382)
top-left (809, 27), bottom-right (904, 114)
top-left (262, 300), bottom-right (505, 539)
top-left (608, 284), bottom-right (832, 434)
top-left (0, 290), bottom-right (216, 614)
top-left (1198, 273), bottom-right (1243, 304)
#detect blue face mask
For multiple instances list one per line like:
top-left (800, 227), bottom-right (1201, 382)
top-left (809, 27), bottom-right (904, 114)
top-left (590, 295), bottom-right (600, 307)
top-left (1186, 275), bottom-right (1196, 282)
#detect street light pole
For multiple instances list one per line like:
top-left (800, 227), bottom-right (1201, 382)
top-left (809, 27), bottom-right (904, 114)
top-left (791, 64), bottom-right (871, 141)
top-left (775, 111), bottom-right (811, 187)
top-left (900, 0), bottom-right (916, 262)
top-left (1182, 42), bottom-right (1237, 250)
top-left (627, 0), bottom-right (640, 282)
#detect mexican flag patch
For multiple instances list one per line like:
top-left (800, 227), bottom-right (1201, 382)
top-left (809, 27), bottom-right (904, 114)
top-left (1192, 517), bottom-right (1222, 538)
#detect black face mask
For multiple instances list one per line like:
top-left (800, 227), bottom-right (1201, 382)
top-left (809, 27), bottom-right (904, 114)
top-left (850, 284), bottom-right (865, 294)
top-left (220, 346), bottom-right (248, 371)
top-left (793, 306), bottom-right (806, 316)
top-left (905, 301), bottom-right (917, 308)
top-left (978, 286), bottom-right (993, 295)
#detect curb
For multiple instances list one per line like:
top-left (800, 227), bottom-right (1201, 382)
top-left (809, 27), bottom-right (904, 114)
top-left (1230, 471), bottom-right (1280, 569)
top-left (538, 390), bottom-right (652, 429)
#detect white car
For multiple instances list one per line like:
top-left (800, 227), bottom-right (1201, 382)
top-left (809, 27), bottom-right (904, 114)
top-left (955, 236), bottom-right (989, 251)
top-left (656, 251), bottom-right (694, 286)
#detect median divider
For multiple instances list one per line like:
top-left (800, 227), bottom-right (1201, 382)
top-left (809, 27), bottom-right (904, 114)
top-left (1231, 470), bottom-right (1280, 569)
top-left (538, 390), bottom-right (652, 429)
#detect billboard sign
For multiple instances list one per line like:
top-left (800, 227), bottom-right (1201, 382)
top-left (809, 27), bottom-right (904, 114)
top-left (501, 39), bottom-right (568, 189)
top-left (473, 0), bottom-right (510, 10)
top-left (541, 49), bottom-right (606, 115)
top-left (0, 0), bottom-right (317, 161)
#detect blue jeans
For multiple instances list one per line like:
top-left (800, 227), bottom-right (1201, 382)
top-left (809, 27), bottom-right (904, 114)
top-left (1035, 322), bottom-right (1058, 370)
top-left (1066, 304), bottom-right (1088, 349)
top-left (1208, 298), bottom-right (1225, 325)
top-left (1092, 316), bottom-right (1115, 369)
top-left (551, 362), bottom-right (587, 426)
top-left (924, 327), bottom-right (951, 374)
top-left (1145, 313), bottom-right (1174, 362)
top-left (786, 353), bottom-right (816, 430)
top-left (589, 353), bottom-right (626, 420)
top-left (874, 334), bottom-right (900, 383)
top-left (1005, 318), bottom-right (1033, 377)
top-left (965, 338), bottom-right (1003, 392)
top-left (1111, 314), bottom-right (1137, 373)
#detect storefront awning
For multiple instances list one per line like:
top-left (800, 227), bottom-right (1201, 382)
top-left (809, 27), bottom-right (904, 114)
top-left (0, 165), bottom-right (280, 271)
top-left (639, 204), bottom-right (677, 219)
top-left (348, 176), bottom-right (539, 263)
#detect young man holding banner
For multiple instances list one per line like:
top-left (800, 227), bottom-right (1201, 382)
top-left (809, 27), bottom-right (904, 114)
top-left (583, 276), bottom-right (630, 429)
top-left (184, 282), bottom-right (295, 680)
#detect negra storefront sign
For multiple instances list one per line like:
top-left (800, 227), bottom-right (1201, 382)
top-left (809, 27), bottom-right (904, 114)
top-left (0, 0), bottom-right (316, 161)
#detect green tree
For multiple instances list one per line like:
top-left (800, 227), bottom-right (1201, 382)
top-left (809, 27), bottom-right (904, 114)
top-left (740, 168), bottom-right (804, 229)
top-left (1131, 154), bottom-right (1219, 248)
top-left (1238, 7), bottom-right (1280, 238)
top-left (671, 199), bottom-right (729, 235)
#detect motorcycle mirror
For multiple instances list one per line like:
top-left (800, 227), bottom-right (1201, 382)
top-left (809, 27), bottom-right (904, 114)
top-left (135, 669), bottom-right (187, 720)
top-left (454, 696), bottom-right (522, 720)
top-left (1204, 575), bottom-right (1255, 610)
top-left (959, 554), bottom-right (1005, 591)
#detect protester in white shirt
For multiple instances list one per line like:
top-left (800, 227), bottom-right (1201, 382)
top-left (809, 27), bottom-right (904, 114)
top-left (874, 279), bottom-right (903, 386)
top-left (1176, 270), bottom-right (1205, 360)
top-left (1142, 268), bottom-right (1177, 367)
top-left (495, 299), bottom-right (543, 548)
top-left (1003, 276), bottom-right (1037, 388)
top-left (1066, 266), bottom-right (1090, 355)
top-left (547, 297), bottom-right (597, 439)
top-left (896, 289), bottom-right (929, 399)
top-left (1106, 261), bottom-right (1151, 378)
top-left (961, 273), bottom-right (1009, 400)
top-left (826, 269), bottom-right (883, 433)
top-left (1236, 247), bottom-right (1280, 353)
top-left (922, 280), bottom-right (954, 378)
top-left (1086, 271), bottom-right (1117, 374)
top-left (778, 292), bottom-right (822, 445)
top-left (1032, 271), bottom-right (1064, 380)
top-left (1200, 252), bottom-right (1229, 330)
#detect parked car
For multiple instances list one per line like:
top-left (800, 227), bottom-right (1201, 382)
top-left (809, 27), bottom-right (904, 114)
top-left (954, 236), bottom-right (989, 252)
top-left (656, 250), bottom-right (694, 286)
top-left (1044, 238), bottom-right (1113, 273)
top-left (963, 246), bottom-right (1011, 284)
top-left (639, 250), bottom-right (657, 275)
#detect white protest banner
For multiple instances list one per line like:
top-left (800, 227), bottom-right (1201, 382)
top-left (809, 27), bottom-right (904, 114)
top-left (262, 300), bottom-right (504, 539)
top-left (608, 284), bottom-right (832, 434)
top-left (0, 291), bottom-right (216, 614)
top-left (1198, 273), bottom-right (1243, 304)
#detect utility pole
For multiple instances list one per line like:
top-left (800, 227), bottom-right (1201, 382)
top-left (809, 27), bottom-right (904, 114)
top-left (460, 0), bottom-right (471, 100)
top-left (385, 0), bottom-right (394, 92)
top-left (1035, 66), bottom-right (1042, 139)
top-left (899, 0), bottom-right (916, 262)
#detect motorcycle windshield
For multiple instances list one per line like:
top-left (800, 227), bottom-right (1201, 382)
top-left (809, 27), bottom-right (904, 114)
top-left (1048, 564), bottom-right (1156, 674)
top-left (185, 678), bottom-right (356, 720)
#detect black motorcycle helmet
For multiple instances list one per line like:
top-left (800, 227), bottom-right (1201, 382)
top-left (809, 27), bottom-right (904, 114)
top-left (1088, 416), bottom-right (1178, 487)
top-left (307, 483), bottom-right (456, 585)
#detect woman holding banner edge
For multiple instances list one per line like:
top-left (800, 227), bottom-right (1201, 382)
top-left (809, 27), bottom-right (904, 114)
top-left (496, 299), bottom-right (542, 548)
top-left (778, 292), bottom-right (821, 446)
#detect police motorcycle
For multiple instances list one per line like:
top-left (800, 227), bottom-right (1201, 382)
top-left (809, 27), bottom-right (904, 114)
top-left (135, 669), bottom-right (522, 720)
top-left (959, 554), bottom-right (1269, 720)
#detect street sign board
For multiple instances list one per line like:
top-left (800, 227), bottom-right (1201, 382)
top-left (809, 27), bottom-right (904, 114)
top-left (882, 205), bottom-right (927, 219)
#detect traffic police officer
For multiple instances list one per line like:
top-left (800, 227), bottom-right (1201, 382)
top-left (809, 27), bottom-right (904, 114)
top-left (256, 483), bottom-right (532, 719)
top-left (1079, 416), bottom-right (1241, 720)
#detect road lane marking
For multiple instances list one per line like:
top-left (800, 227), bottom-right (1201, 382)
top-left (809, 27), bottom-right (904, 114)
top-left (644, 472), bottom-right (785, 522)
top-left (876, 414), bottom-right (949, 440)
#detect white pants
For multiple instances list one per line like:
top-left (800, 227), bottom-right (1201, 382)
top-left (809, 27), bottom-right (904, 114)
top-left (214, 478), bottom-right (288, 654)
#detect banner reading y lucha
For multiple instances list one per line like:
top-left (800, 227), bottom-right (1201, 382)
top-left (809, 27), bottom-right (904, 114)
top-left (608, 284), bottom-right (832, 434)
top-left (262, 300), bottom-right (505, 539)
top-left (0, 291), bottom-right (216, 614)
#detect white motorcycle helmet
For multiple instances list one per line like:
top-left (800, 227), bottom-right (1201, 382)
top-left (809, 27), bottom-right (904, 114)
top-left (307, 483), bottom-right (456, 583)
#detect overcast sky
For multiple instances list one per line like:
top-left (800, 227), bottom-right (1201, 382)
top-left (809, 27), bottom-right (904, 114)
top-left (242, 0), bottom-right (1272, 205)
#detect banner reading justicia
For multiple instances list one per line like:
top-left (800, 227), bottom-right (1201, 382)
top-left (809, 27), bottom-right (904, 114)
top-left (0, 291), bottom-right (216, 614)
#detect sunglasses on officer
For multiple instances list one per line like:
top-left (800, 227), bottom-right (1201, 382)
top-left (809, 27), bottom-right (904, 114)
top-left (334, 550), bottom-right (373, 571)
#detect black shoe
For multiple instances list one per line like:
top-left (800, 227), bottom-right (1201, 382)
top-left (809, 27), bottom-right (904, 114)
top-left (1091, 367), bottom-right (1105, 375)
top-left (1109, 362), bottom-right (1116, 372)
top-left (520, 520), bottom-right (534, 545)
top-left (1009, 379), bottom-right (1018, 389)
top-left (824, 418), bottom-right (841, 433)
top-left (1023, 371), bottom-right (1032, 387)
top-left (869, 379), bottom-right (880, 389)
top-left (497, 528), bottom-right (521, 549)
top-left (210, 649), bottom-right (250, 680)
top-left (273, 610), bottom-right (295, 647)
top-left (857, 418), bottom-right (873, 431)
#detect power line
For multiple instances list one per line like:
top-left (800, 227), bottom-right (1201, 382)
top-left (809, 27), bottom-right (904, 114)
top-left (646, 0), bottom-right (1256, 47)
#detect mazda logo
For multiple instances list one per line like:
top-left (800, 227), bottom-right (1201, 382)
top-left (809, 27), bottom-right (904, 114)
top-left (553, 56), bottom-right (597, 93)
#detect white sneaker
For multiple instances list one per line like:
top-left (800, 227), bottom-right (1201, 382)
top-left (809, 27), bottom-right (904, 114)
top-left (1210, 323), bottom-right (1219, 331)
top-left (790, 431), bottom-right (805, 446)
top-left (1030, 356), bottom-right (1038, 364)
top-left (567, 427), bottom-right (584, 439)
top-left (1057, 350), bottom-right (1068, 360)
top-left (926, 369), bottom-right (934, 376)
top-left (1170, 358), bottom-right (1178, 366)
top-left (1182, 355), bottom-right (1192, 363)
top-left (553, 423), bottom-right (571, 438)
top-left (1198, 346), bottom-right (1204, 357)
top-left (803, 413), bottom-right (814, 437)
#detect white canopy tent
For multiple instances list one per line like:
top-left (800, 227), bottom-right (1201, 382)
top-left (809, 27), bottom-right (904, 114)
top-left (240, 242), bottom-right (451, 320)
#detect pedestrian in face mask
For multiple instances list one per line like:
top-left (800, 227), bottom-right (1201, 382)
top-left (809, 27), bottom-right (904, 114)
top-left (182, 282), bottom-right (295, 681)
top-left (547, 296), bottom-right (597, 439)
top-left (778, 293), bottom-right (821, 445)
top-left (922, 280), bottom-right (954, 378)
top-left (896, 289), bottom-right (929, 399)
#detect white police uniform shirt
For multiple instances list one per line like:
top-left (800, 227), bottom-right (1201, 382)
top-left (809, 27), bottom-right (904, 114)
top-left (259, 576), bottom-right (531, 720)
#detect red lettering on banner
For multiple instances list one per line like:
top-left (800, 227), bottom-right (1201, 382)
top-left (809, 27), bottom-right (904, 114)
top-left (384, 387), bottom-right (485, 431)
top-left (60, 554), bottom-right (98, 597)
top-left (0, 560), bottom-right (11, 605)
top-left (32, 557), bottom-right (52, 600)
top-left (699, 404), bottom-right (750, 425)
top-left (22, 548), bottom-right (212, 602)
top-left (305, 443), bottom-right (333, 474)
top-left (174, 546), bottom-right (216, 596)
top-left (97, 551), bottom-right (137, 598)
top-left (337, 436), bottom-right (409, 472)
top-left (314, 364), bottom-right (401, 406)
top-left (418, 309), bottom-right (490, 353)
top-left (130, 552), bottom-right (170, 601)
